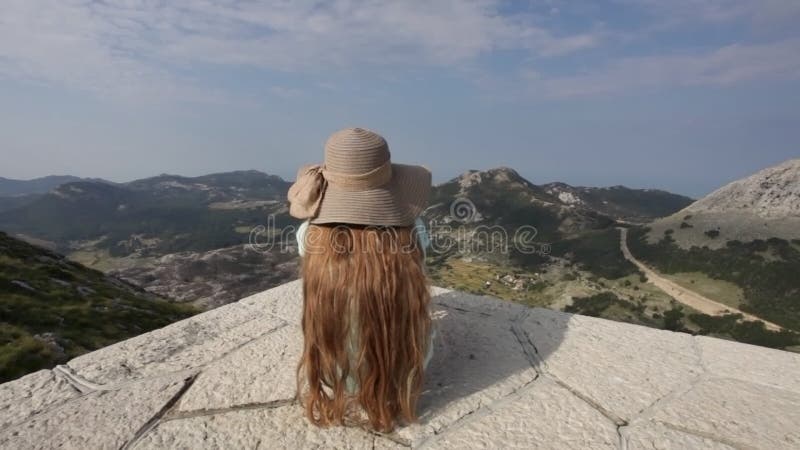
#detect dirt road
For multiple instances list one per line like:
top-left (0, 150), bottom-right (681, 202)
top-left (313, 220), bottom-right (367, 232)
top-left (617, 227), bottom-right (784, 331)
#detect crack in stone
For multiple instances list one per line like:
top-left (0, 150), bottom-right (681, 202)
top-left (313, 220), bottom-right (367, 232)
top-left (199, 321), bottom-right (290, 367)
top-left (436, 304), bottom-right (492, 317)
top-left (691, 336), bottom-right (709, 374)
top-left (510, 321), bottom-right (547, 375)
top-left (414, 402), bottom-right (492, 449)
top-left (627, 372), bottom-right (706, 425)
top-left (546, 375), bottom-right (627, 427)
top-left (122, 373), bottom-right (198, 450)
top-left (55, 364), bottom-right (200, 393)
top-left (162, 398), bottom-right (297, 422)
top-left (414, 375), bottom-right (540, 449)
top-left (372, 431), bottom-right (411, 448)
top-left (367, 431), bottom-right (409, 449)
top-left (658, 420), bottom-right (746, 449)
top-left (61, 320), bottom-right (289, 389)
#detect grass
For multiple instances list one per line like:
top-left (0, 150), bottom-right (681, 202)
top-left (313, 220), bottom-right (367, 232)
top-left (427, 257), bottom-right (552, 308)
top-left (629, 227), bottom-right (800, 332)
top-left (661, 271), bottom-right (745, 309)
top-left (549, 228), bottom-right (638, 280)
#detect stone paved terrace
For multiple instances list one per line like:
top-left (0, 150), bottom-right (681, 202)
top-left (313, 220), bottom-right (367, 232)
top-left (2, 280), bottom-right (799, 449)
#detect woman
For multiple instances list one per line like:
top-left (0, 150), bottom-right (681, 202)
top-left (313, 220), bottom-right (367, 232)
top-left (287, 127), bottom-right (434, 432)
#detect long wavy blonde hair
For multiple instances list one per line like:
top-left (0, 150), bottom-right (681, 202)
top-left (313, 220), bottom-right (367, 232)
top-left (296, 223), bottom-right (431, 432)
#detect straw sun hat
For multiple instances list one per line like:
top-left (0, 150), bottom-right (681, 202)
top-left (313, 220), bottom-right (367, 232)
top-left (287, 127), bottom-right (432, 227)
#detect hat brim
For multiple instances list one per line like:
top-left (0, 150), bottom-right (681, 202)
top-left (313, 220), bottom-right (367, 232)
top-left (310, 163), bottom-right (431, 227)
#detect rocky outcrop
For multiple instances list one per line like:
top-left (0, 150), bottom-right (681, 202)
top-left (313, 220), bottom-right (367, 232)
top-left (686, 158), bottom-right (800, 218)
top-left (1, 281), bottom-right (799, 449)
top-left (648, 158), bottom-right (800, 247)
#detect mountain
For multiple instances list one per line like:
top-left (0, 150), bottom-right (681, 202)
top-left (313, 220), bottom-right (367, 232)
top-left (0, 167), bottom-right (693, 310)
top-left (0, 175), bottom-right (84, 196)
top-left (1, 166), bottom-right (795, 363)
top-left (542, 182), bottom-right (694, 223)
top-left (109, 243), bottom-right (300, 309)
top-left (647, 158), bottom-right (800, 248)
top-left (0, 231), bottom-right (197, 382)
top-left (626, 158), bottom-right (800, 334)
top-left (0, 171), bottom-right (293, 257)
top-left (427, 167), bottom-right (615, 239)
top-left (0, 195), bottom-right (42, 214)
top-left (0, 175), bottom-right (113, 196)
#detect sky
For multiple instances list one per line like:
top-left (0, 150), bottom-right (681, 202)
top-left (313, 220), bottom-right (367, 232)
top-left (1, 0), bottom-right (799, 198)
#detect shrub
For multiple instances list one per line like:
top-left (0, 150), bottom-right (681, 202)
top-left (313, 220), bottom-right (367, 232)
top-left (549, 229), bottom-right (637, 280)
top-left (663, 306), bottom-right (685, 332)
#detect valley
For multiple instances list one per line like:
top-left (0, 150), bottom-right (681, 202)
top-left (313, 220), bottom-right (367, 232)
top-left (1, 160), bottom-right (799, 381)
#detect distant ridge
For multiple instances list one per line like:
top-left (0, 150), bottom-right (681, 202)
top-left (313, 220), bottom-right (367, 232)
top-left (434, 166), bottom-right (692, 224)
top-left (0, 175), bottom-right (88, 196)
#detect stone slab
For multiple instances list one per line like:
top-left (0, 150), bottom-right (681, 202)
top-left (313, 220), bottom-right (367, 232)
top-left (623, 421), bottom-right (736, 450)
top-left (431, 290), bottom-right (528, 323)
top-left (429, 377), bottom-right (618, 449)
top-left (518, 307), bottom-right (703, 421)
top-left (238, 279), bottom-right (304, 326)
top-left (649, 377), bottom-right (800, 450)
top-left (0, 374), bottom-right (189, 450)
top-left (392, 304), bottom-right (538, 446)
top-left (67, 302), bottom-right (286, 385)
top-left (135, 405), bottom-right (373, 449)
top-left (3, 283), bottom-right (800, 449)
top-left (177, 326), bottom-right (303, 412)
top-left (0, 370), bottom-right (81, 430)
top-left (696, 335), bottom-right (800, 393)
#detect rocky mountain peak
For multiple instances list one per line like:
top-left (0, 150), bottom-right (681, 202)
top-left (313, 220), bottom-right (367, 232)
top-left (685, 158), bottom-right (800, 218)
top-left (456, 167), bottom-right (531, 190)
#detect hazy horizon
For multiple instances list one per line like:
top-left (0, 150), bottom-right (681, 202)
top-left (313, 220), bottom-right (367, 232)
top-left (6, 156), bottom-right (800, 199)
top-left (2, 1), bottom-right (799, 199)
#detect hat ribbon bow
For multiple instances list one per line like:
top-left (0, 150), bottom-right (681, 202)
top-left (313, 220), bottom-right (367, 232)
top-left (287, 161), bottom-right (393, 220)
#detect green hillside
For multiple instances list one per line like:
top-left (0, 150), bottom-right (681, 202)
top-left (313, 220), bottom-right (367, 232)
top-left (0, 232), bottom-right (198, 382)
top-left (628, 227), bottom-right (800, 332)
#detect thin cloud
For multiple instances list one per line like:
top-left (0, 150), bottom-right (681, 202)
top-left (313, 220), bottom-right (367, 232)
top-left (533, 38), bottom-right (800, 98)
top-left (1, 0), bottom-right (798, 103)
top-left (0, 0), bottom-right (600, 100)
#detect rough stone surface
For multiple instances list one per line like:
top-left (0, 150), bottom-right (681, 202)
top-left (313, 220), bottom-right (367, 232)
top-left (0, 370), bottom-right (80, 430)
top-left (135, 405), bottom-right (373, 449)
top-left (427, 377), bottom-right (618, 449)
top-left (0, 374), bottom-right (189, 450)
top-left (696, 335), bottom-right (800, 393)
top-left (176, 325), bottom-right (301, 412)
top-left (623, 421), bottom-right (736, 450)
top-left (392, 301), bottom-right (538, 446)
top-left (518, 307), bottom-right (703, 422)
top-left (648, 378), bottom-right (800, 450)
top-left (67, 301), bottom-right (286, 385)
top-left (2, 280), bottom-right (799, 449)
top-left (238, 279), bottom-right (304, 326)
